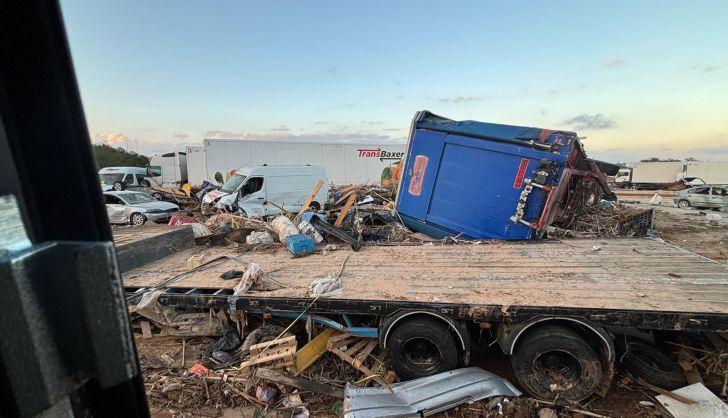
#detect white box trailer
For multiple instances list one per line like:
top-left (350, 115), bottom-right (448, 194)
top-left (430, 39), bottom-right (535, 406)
top-left (185, 145), bottom-right (207, 186)
top-left (199, 138), bottom-right (406, 185)
top-left (684, 161), bottom-right (728, 185)
top-left (147, 151), bottom-right (188, 188)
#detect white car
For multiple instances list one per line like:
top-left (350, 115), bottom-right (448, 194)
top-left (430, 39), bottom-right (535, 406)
top-left (104, 191), bottom-right (180, 225)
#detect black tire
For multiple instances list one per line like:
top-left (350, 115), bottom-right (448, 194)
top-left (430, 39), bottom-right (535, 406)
top-left (677, 200), bottom-right (690, 209)
top-left (310, 201), bottom-right (321, 211)
top-left (387, 316), bottom-right (458, 380)
top-left (151, 192), bottom-right (163, 201)
top-left (113, 181), bottom-right (126, 191)
top-left (511, 325), bottom-right (602, 402)
top-left (140, 180), bottom-right (151, 187)
top-left (620, 341), bottom-right (686, 390)
top-left (129, 212), bottom-right (146, 226)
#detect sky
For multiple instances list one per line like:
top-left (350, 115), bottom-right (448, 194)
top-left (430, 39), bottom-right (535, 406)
top-left (60, 1), bottom-right (728, 163)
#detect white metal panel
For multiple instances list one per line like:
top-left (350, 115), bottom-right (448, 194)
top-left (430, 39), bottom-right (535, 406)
top-left (631, 162), bottom-right (683, 183)
top-left (684, 161), bottom-right (728, 184)
top-left (185, 145), bottom-right (206, 186)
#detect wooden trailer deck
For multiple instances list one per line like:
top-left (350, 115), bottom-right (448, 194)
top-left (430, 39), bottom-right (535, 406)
top-left (123, 238), bottom-right (728, 321)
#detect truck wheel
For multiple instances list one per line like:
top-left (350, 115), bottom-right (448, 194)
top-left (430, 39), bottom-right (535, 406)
top-left (113, 181), bottom-right (126, 191)
top-left (677, 200), bottom-right (690, 209)
top-left (511, 325), bottom-right (602, 402)
top-left (620, 341), bottom-right (685, 390)
top-left (387, 316), bottom-right (458, 380)
top-left (130, 212), bottom-right (146, 226)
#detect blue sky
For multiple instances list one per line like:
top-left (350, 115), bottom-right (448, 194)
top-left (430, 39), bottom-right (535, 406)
top-left (61, 1), bottom-right (728, 162)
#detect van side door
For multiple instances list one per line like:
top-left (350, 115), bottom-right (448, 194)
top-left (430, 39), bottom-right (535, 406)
top-left (235, 177), bottom-right (266, 215)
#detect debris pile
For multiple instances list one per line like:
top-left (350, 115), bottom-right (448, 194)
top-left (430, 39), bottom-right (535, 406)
top-left (568, 204), bottom-right (654, 238)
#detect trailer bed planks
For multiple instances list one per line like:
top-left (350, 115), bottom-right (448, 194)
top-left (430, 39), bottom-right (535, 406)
top-left (123, 238), bottom-right (728, 331)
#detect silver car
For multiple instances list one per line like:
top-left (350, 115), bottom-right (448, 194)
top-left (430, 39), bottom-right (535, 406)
top-left (674, 185), bottom-right (728, 209)
top-left (104, 191), bottom-right (180, 225)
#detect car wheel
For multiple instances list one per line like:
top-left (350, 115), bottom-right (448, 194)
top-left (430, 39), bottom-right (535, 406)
top-left (113, 181), bottom-right (126, 191)
top-left (511, 325), bottom-right (602, 402)
top-left (140, 180), bottom-right (151, 187)
top-left (152, 192), bottom-right (163, 200)
top-left (677, 200), bottom-right (690, 209)
top-left (387, 316), bottom-right (458, 380)
top-left (130, 212), bottom-right (146, 226)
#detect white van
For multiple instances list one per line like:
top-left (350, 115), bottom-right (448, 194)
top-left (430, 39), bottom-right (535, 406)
top-left (98, 167), bottom-right (149, 191)
top-left (203, 165), bottom-right (329, 216)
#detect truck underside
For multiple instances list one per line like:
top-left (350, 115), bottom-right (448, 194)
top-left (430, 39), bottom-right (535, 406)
top-left (124, 237), bottom-right (728, 401)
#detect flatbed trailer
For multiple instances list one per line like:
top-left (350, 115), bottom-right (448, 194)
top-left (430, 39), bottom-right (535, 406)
top-left (123, 238), bottom-right (728, 401)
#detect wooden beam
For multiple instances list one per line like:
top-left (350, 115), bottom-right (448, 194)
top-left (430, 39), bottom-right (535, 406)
top-left (334, 194), bottom-right (356, 226)
top-left (293, 179), bottom-right (324, 224)
top-left (255, 368), bottom-right (344, 399)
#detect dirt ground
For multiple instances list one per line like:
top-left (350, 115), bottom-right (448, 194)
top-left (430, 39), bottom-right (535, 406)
top-left (135, 190), bottom-right (728, 417)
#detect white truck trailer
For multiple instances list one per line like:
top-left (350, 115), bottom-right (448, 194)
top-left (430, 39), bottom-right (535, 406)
top-left (147, 151), bottom-right (188, 187)
top-left (615, 160), bottom-right (728, 189)
top-left (186, 138), bottom-right (406, 186)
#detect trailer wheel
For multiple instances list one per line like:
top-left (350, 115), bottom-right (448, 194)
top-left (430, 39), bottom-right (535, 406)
top-left (511, 325), bottom-right (602, 402)
top-left (620, 341), bottom-right (685, 390)
top-left (387, 316), bottom-right (458, 380)
top-left (677, 200), bottom-right (690, 209)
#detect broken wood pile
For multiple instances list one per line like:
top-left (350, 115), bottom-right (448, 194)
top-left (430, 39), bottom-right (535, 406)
top-left (568, 205), bottom-right (654, 238)
top-left (668, 333), bottom-right (728, 397)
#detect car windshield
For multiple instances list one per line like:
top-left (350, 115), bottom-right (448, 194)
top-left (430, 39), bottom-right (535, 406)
top-left (120, 193), bottom-right (156, 204)
top-left (221, 174), bottom-right (246, 194)
top-left (99, 173), bottom-right (124, 184)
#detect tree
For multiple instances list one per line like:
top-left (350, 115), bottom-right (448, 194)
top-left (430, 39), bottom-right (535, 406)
top-left (93, 144), bottom-right (149, 169)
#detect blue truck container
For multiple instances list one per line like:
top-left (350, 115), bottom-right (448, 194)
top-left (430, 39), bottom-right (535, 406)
top-left (395, 111), bottom-right (613, 240)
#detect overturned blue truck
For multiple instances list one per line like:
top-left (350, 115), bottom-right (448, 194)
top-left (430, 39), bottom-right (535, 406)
top-left (395, 111), bottom-right (617, 240)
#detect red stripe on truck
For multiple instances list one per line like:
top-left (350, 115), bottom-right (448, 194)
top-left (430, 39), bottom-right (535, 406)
top-left (513, 158), bottom-right (529, 189)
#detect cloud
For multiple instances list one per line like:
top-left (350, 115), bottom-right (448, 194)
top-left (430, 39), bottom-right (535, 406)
top-left (361, 120), bottom-right (383, 126)
top-left (90, 131), bottom-right (128, 146)
top-left (564, 114), bottom-right (617, 130)
top-left (690, 64), bottom-right (720, 73)
top-left (269, 125), bottom-right (290, 132)
top-left (438, 96), bottom-right (481, 103)
top-left (687, 145), bottom-right (728, 156)
top-left (604, 59), bottom-right (624, 68)
top-left (330, 103), bottom-right (356, 109)
top-left (173, 133), bottom-right (189, 139)
top-left (548, 89), bottom-right (558, 96)
top-left (201, 130), bottom-right (401, 142)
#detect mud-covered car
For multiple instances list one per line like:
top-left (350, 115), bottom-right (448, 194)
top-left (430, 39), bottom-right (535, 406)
top-left (674, 185), bottom-right (728, 209)
top-left (104, 191), bottom-right (180, 225)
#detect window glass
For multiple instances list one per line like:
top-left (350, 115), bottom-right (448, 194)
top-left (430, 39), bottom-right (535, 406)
top-left (135, 174), bottom-right (146, 184)
top-left (121, 193), bottom-right (156, 204)
top-left (241, 177), bottom-right (264, 196)
top-left (692, 187), bottom-right (709, 195)
top-left (712, 187), bottom-right (727, 196)
top-left (148, 166), bottom-right (162, 176)
top-left (105, 194), bottom-right (122, 204)
top-left (221, 174), bottom-right (246, 194)
top-left (99, 173), bottom-right (124, 185)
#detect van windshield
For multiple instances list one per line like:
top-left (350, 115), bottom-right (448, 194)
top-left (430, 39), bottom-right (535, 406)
top-left (221, 174), bottom-right (246, 194)
top-left (99, 173), bottom-right (124, 184)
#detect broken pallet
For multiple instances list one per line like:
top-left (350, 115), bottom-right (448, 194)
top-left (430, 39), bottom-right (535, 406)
top-left (326, 332), bottom-right (395, 386)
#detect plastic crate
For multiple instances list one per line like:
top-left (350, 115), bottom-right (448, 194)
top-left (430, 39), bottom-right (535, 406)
top-left (285, 234), bottom-right (315, 256)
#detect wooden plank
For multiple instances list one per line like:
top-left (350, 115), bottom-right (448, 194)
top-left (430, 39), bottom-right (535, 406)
top-left (293, 179), bottom-right (324, 224)
top-left (291, 328), bottom-right (336, 376)
top-left (334, 194), bottom-right (356, 226)
top-left (354, 340), bottom-right (379, 364)
top-left (140, 321), bottom-right (152, 339)
top-left (249, 335), bottom-right (297, 355)
top-left (345, 338), bottom-right (371, 356)
top-left (255, 367), bottom-right (344, 398)
top-left (328, 346), bottom-right (387, 386)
